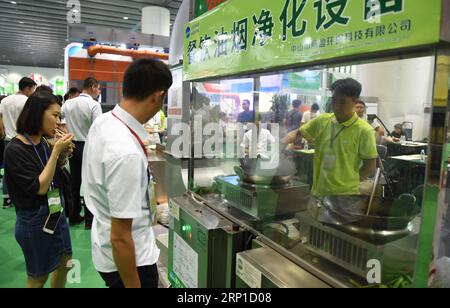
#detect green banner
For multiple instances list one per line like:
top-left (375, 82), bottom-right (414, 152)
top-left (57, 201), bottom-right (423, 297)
top-left (184, 0), bottom-right (442, 81)
top-left (289, 71), bottom-right (322, 90)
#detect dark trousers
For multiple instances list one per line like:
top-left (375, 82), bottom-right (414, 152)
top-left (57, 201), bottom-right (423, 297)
top-left (99, 265), bottom-right (159, 288)
top-left (69, 141), bottom-right (92, 223)
top-left (2, 140), bottom-right (9, 201)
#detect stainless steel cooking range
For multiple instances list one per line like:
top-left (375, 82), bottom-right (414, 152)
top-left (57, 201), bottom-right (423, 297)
top-left (214, 175), bottom-right (310, 220)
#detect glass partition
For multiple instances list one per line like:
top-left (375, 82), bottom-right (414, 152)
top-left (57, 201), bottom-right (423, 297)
top-left (430, 52), bottom-right (450, 288)
top-left (186, 53), bottom-right (436, 287)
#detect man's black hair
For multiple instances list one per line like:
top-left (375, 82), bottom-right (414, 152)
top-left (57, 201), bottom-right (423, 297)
top-left (292, 99), bottom-right (302, 108)
top-left (18, 77), bottom-right (37, 91)
top-left (123, 58), bottom-right (173, 101)
top-left (64, 87), bottom-right (81, 101)
top-left (17, 92), bottom-right (60, 136)
top-left (330, 78), bottom-right (362, 99)
top-left (355, 100), bottom-right (366, 107)
top-left (83, 77), bottom-right (99, 90)
top-left (35, 85), bottom-right (53, 95)
top-left (56, 95), bottom-right (63, 106)
top-left (311, 103), bottom-right (320, 111)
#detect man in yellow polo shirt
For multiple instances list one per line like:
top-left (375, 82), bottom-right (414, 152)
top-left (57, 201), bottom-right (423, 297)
top-left (283, 78), bottom-right (377, 197)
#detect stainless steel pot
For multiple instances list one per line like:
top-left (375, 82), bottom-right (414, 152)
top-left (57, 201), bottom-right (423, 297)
top-left (234, 156), bottom-right (296, 185)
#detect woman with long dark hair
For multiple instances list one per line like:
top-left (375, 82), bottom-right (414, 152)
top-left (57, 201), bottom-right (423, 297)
top-left (4, 92), bottom-right (74, 288)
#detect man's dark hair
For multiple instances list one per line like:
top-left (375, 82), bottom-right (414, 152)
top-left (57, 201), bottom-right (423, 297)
top-left (123, 58), bottom-right (173, 101)
top-left (55, 95), bottom-right (63, 106)
top-left (292, 99), bottom-right (302, 108)
top-left (68, 87), bottom-right (81, 96)
top-left (64, 87), bottom-right (81, 101)
top-left (394, 123), bottom-right (403, 130)
top-left (355, 100), bottom-right (366, 107)
top-left (35, 85), bottom-right (53, 95)
top-left (83, 77), bottom-right (99, 90)
top-left (330, 78), bottom-right (362, 99)
top-left (18, 77), bottom-right (37, 91)
top-left (17, 92), bottom-right (60, 136)
top-left (311, 103), bottom-right (320, 111)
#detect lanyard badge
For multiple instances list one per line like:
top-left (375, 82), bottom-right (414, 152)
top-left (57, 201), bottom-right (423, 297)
top-left (48, 189), bottom-right (63, 214)
top-left (23, 134), bottom-right (63, 217)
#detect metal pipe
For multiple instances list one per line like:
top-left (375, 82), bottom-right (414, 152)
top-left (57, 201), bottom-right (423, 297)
top-left (87, 45), bottom-right (169, 60)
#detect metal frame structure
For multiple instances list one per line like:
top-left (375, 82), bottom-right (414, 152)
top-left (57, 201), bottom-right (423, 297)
top-left (181, 1), bottom-right (450, 288)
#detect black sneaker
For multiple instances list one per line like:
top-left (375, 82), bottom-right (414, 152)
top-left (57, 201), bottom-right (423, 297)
top-left (2, 198), bottom-right (12, 209)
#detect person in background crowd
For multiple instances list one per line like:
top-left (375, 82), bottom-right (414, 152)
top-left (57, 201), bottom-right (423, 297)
top-left (372, 121), bottom-right (399, 144)
top-left (391, 123), bottom-right (407, 139)
top-left (35, 85), bottom-right (53, 95)
top-left (56, 95), bottom-right (63, 105)
top-left (62, 77), bottom-right (102, 229)
top-left (0, 77), bottom-right (37, 209)
top-left (354, 99), bottom-right (367, 120)
top-left (0, 95), bottom-right (6, 178)
top-left (63, 87), bottom-right (81, 102)
top-left (301, 103), bottom-right (320, 125)
top-left (237, 99), bottom-right (254, 124)
top-left (83, 58), bottom-right (172, 288)
top-left (286, 99), bottom-right (303, 132)
top-left (4, 92), bottom-right (74, 288)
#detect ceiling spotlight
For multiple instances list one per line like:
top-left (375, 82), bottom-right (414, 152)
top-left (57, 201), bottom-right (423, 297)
top-left (73, 9), bottom-right (79, 13)
top-left (11, 1), bottom-right (17, 5)
top-left (19, 21), bottom-right (24, 24)
top-left (123, 16), bottom-right (129, 20)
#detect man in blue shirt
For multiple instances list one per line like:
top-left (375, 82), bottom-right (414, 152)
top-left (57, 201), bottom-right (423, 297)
top-left (237, 99), bottom-right (254, 123)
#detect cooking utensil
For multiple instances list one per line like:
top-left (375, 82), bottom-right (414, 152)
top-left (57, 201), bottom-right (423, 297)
top-left (235, 154), bottom-right (296, 185)
top-left (366, 167), bottom-right (381, 215)
top-left (317, 195), bottom-right (420, 231)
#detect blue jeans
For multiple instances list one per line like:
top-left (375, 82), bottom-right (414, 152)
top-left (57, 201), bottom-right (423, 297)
top-left (15, 206), bottom-right (72, 277)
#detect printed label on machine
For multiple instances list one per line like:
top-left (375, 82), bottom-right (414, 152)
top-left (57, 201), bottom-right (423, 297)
top-left (169, 200), bottom-right (180, 221)
top-left (236, 254), bottom-right (262, 288)
top-left (173, 233), bottom-right (198, 288)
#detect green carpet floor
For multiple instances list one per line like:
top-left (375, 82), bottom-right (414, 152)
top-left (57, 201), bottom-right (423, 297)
top-left (0, 191), bottom-right (106, 288)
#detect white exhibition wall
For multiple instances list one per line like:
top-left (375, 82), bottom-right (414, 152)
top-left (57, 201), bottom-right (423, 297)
top-left (356, 56), bottom-right (435, 141)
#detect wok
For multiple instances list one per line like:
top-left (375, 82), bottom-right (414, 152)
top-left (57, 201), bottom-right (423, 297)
top-left (234, 156), bottom-right (296, 185)
top-left (316, 194), bottom-right (421, 231)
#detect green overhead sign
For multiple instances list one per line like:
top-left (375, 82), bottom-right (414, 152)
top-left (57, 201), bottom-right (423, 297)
top-left (184, 0), bottom-right (442, 81)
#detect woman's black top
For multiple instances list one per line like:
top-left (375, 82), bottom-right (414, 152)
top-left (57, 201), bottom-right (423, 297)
top-left (4, 137), bottom-right (61, 211)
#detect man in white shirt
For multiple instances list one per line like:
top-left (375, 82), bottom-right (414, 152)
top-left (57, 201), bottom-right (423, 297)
top-left (0, 77), bottom-right (36, 209)
top-left (82, 58), bottom-right (172, 288)
top-left (301, 103), bottom-right (320, 125)
top-left (240, 123), bottom-right (276, 160)
top-left (62, 77), bottom-right (102, 227)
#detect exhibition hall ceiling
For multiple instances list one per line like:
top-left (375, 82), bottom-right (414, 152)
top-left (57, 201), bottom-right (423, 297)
top-left (0, 0), bottom-right (182, 68)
